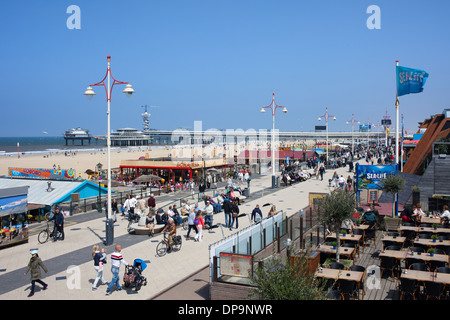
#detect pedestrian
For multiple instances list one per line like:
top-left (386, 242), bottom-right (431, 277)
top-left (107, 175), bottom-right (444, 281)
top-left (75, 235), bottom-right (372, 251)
top-left (198, 181), bottom-right (206, 200)
top-left (24, 249), bottom-right (48, 297)
top-left (251, 204), bottom-right (262, 224)
top-left (194, 210), bottom-right (205, 242)
top-left (48, 207), bottom-right (64, 241)
top-left (137, 196), bottom-right (148, 216)
top-left (111, 198), bottom-right (118, 222)
top-left (222, 198), bottom-right (232, 228)
top-left (319, 164), bottom-right (325, 181)
top-left (106, 244), bottom-right (131, 295)
top-left (229, 200), bottom-right (240, 230)
top-left (123, 195), bottom-right (131, 216)
top-left (204, 201), bottom-right (214, 230)
top-left (186, 208), bottom-right (198, 240)
top-left (92, 245), bottom-right (108, 290)
top-left (147, 193), bottom-right (156, 211)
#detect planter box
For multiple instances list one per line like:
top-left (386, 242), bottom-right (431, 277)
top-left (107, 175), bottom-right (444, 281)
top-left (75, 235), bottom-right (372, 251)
top-left (323, 258), bottom-right (353, 268)
top-left (384, 216), bottom-right (401, 232)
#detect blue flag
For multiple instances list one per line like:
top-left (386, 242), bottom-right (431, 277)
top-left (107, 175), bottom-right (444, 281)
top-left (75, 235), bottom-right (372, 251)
top-left (396, 65), bottom-right (429, 97)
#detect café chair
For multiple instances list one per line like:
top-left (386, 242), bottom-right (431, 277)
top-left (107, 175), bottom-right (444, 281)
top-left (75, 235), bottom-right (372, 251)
top-left (409, 246), bottom-right (426, 253)
top-left (388, 232), bottom-right (400, 237)
top-left (432, 248), bottom-right (446, 255)
top-left (420, 223), bottom-right (432, 228)
top-left (418, 233), bottom-right (432, 239)
top-left (341, 242), bottom-right (357, 260)
top-left (405, 257), bottom-right (424, 270)
top-left (437, 266), bottom-right (450, 274)
top-left (380, 256), bottom-right (397, 281)
top-left (409, 263), bottom-right (429, 271)
top-left (429, 260), bottom-right (447, 272)
top-left (337, 279), bottom-right (358, 300)
top-left (348, 265), bottom-right (366, 299)
top-left (385, 245), bottom-right (402, 251)
top-left (352, 228), bottom-right (366, 252)
top-left (402, 230), bottom-right (416, 247)
top-left (423, 281), bottom-right (444, 300)
top-left (438, 235), bottom-right (449, 241)
top-left (436, 245), bottom-right (450, 255)
top-left (398, 278), bottom-right (417, 300)
top-left (402, 222), bottom-right (415, 227)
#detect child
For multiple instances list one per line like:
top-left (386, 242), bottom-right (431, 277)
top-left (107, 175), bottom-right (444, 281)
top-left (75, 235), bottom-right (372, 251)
top-left (92, 245), bottom-right (108, 290)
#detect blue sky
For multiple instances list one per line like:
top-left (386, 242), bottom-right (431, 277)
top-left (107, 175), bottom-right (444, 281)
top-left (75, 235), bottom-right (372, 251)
top-left (0, 0), bottom-right (449, 137)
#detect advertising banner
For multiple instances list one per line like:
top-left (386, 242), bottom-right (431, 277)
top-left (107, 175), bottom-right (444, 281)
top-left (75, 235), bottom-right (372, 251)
top-left (356, 165), bottom-right (397, 190)
top-left (8, 167), bottom-right (76, 180)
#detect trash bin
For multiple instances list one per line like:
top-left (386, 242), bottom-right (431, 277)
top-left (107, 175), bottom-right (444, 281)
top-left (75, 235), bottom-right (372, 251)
top-left (243, 188), bottom-right (250, 197)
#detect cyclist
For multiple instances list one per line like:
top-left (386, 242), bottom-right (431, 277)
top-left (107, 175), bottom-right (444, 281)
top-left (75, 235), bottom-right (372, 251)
top-left (161, 218), bottom-right (177, 252)
top-left (48, 207), bottom-right (64, 241)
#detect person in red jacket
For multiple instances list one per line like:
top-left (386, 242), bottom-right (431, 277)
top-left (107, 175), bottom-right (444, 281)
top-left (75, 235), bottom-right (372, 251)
top-left (194, 210), bottom-right (205, 242)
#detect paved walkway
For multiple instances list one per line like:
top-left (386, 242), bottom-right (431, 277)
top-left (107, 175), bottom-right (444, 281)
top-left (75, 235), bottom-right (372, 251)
top-left (0, 163), bottom-right (362, 300)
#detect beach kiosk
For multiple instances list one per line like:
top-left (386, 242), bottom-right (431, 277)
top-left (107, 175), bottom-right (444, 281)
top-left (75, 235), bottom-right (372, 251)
top-left (0, 186), bottom-right (29, 249)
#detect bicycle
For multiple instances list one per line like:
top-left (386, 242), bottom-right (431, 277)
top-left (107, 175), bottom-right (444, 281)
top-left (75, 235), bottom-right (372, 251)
top-left (38, 221), bottom-right (62, 244)
top-left (156, 232), bottom-right (182, 257)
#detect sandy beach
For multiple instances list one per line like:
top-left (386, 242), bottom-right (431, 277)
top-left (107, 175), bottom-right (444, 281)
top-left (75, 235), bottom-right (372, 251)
top-left (0, 140), bottom-right (315, 180)
top-left (0, 147), bottom-right (170, 180)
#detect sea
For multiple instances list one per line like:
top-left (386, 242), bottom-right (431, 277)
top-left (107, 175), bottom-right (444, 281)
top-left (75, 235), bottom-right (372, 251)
top-left (0, 136), bottom-right (107, 155)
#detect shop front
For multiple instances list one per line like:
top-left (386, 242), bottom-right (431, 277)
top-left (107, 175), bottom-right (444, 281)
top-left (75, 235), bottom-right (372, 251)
top-left (0, 186), bottom-right (29, 249)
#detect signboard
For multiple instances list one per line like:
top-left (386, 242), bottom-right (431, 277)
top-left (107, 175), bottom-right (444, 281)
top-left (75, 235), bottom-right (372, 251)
top-left (356, 165), bottom-right (397, 190)
top-left (219, 252), bottom-right (252, 278)
top-left (309, 192), bottom-right (327, 212)
top-left (315, 125), bottom-right (326, 131)
top-left (8, 167), bottom-right (76, 180)
top-left (381, 119), bottom-right (392, 126)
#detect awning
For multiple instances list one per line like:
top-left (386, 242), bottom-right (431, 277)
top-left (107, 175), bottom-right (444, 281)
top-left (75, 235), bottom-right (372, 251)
top-left (0, 186), bottom-right (28, 217)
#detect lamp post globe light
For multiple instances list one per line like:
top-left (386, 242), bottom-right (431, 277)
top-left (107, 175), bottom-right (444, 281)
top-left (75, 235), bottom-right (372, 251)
top-left (317, 107), bottom-right (335, 168)
top-left (260, 93), bottom-right (287, 188)
top-left (84, 55), bottom-right (135, 246)
top-left (346, 114), bottom-right (360, 156)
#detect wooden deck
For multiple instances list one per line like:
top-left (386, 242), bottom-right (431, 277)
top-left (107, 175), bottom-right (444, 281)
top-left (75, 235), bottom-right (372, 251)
top-left (352, 229), bottom-right (400, 300)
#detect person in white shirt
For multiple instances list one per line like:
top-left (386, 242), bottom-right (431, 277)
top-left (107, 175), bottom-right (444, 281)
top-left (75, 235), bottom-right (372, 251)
top-left (338, 175), bottom-right (346, 189)
top-left (204, 201), bottom-right (214, 229)
top-left (441, 205), bottom-right (450, 221)
top-left (106, 245), bottom-right (131, 295)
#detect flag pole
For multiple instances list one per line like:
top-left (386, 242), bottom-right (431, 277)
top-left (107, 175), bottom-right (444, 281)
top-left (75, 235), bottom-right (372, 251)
top-left (395, 60), bottom-right (399, 166)
top-left (395, 60), bottom-right (400, 217)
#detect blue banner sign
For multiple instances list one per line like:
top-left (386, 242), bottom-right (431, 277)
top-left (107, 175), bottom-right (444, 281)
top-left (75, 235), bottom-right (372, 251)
top-left (396, 65), bottom-right (429, 97)
top-left (356, 165), bottom-right (397, 190)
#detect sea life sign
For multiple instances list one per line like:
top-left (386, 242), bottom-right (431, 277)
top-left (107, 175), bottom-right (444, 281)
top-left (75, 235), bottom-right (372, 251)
top-left (356, 165), bottom-right (397, 190)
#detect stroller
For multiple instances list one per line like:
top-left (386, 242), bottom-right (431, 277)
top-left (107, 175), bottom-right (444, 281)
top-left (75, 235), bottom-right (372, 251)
top-left (123, 259), bottom-right (148, 291)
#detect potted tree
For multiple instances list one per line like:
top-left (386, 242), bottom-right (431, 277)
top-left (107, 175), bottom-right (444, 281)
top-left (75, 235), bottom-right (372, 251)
top-left (381, 173), bottom-right (405, 231)
top-left (428, 248), bottom-right (435, 257)
top-left (317, 188), bottom-right (356, 263)
top-left (432, 223), bottom-right (439, 230)
top-left (431, 234), bottom-right (438, 243)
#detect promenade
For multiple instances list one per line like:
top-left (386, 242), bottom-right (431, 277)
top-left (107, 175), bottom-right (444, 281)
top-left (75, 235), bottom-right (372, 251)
top-left (0, 163), bottom-right (359, 300)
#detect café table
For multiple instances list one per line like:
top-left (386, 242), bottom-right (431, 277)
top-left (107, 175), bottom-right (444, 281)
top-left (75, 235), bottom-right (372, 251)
top-left (413, 238), bottom-right (450, 247)
top-left (354, 224), bottom-right (369, 230)
top-left (400, 269), bottom-right (450, 285)
top-left (315, 267), bottom-right (364, 282)
top-left (420, 216), bottom-right (442, 225)
top-left (379, 249), bottom-right (407, 260)
top-left (404, 251), bottom-right (449, 264)
top-left (418, 226), bottom-right (450, 234)
top-left (325, 233), bottom-right (361, 257)
top-left (381, 235), bottom-right (406, 249)
top-left (318, 245), bottom-right (355, 261)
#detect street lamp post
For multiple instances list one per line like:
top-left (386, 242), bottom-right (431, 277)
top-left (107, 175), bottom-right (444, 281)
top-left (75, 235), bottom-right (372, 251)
top-left (346, 114), bottom-right (360, 156)
top-left (84, 55), bottom-right (135, 245)
top-left (260, 93), bottom-right (287, 188)
top-left (317, 107), bottom-right (336, 167)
